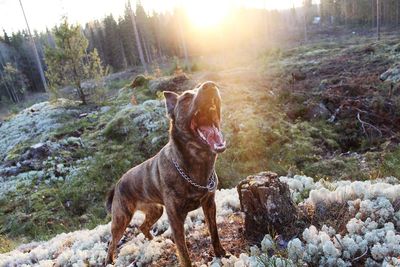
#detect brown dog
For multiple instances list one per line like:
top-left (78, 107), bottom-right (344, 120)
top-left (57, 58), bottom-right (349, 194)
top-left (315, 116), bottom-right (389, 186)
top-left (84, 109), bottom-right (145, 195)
top-left (105, 81), bottom-right (227, 266)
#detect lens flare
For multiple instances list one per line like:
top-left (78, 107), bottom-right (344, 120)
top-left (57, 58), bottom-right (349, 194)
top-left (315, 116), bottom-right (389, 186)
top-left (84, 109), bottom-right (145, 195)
top-left (184, 0), bottom-right (230, 28)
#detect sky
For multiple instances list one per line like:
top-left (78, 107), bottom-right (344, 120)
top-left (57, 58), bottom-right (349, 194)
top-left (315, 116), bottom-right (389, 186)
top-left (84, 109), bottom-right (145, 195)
top-left (0, 0), bottom-right (314, 34)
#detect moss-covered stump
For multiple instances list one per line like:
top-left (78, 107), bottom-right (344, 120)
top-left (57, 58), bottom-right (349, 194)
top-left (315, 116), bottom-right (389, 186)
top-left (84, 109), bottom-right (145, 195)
top-left (130, 74), bottom-right (150, 88)
top-left (237, 171), bottom-right (299, 244)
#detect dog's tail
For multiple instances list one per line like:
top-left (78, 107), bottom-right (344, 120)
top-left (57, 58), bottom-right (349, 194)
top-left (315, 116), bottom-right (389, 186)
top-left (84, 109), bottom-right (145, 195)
top-left (106, 186), bottom-right (115, 213)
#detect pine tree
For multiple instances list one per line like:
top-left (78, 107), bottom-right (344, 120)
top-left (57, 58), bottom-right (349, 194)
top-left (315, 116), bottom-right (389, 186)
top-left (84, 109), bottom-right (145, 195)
top-left (103, 15), bottom-right (127, 71)
top-left (0, 62), bottom-right (27, 103)
top-left (127, 1), bottom-right (148, 73)
top-left (2, 30), bottom-right (10, 45)
top-left (118, 10), bottom-right (138, 67)
top-left (44, 18), bottom-right (106, 104)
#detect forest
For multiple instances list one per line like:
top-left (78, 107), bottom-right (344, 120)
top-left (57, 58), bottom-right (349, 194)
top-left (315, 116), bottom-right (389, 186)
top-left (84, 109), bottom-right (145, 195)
top-left (1, 0), bottom-right (400, 266)
top-left (1, 0), bottom-right (400, 107)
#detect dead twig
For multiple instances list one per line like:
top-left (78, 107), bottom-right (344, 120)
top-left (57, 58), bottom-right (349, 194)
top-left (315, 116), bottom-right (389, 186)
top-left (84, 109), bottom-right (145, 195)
top-left (334, 235), bottom-right (344, 250)
top-left (351, 247), bottom-right (368, 262)
top-left (357, 112), bottom-right (383, 137)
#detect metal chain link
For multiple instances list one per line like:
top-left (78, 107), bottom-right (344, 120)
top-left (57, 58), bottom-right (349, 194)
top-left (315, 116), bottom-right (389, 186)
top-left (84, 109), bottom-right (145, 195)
top-left (172, 159), bottom-right (217, 192)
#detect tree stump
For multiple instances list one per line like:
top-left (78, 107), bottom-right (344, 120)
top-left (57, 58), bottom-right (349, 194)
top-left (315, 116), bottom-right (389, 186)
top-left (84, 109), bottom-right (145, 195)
top-left (237, 171), bottom-right (299, 244)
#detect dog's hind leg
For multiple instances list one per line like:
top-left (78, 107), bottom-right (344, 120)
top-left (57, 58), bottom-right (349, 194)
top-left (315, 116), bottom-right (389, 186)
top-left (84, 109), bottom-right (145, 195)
top-left (106, 209), bottom-right (133, 265)
top-left (139, 204), bottom-right (163, 240)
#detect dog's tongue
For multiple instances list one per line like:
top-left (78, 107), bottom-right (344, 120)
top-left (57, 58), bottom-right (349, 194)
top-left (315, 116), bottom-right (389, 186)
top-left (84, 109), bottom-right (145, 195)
top-left (198, 125), bottom-right (226, 152)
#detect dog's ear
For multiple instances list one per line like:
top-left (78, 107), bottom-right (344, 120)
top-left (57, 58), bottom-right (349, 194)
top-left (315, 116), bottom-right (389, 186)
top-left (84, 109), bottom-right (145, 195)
top-left (163, 91), bottom-right (178, 118)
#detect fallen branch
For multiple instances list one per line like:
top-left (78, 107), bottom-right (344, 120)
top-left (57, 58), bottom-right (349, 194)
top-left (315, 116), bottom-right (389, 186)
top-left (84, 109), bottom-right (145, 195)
top-left (357, 112), bottom-right (383, 137)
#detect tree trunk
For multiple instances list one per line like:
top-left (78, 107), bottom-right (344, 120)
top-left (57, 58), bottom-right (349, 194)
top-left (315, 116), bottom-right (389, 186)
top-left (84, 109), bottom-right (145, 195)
top-left (130, 6), bottom-right (149, 74)
top-left (119, 38), bottom-right (128, 69)
top-left (19, 0), bottom-right (48, 93)
top-left (77, 83), bottom-right (86, 105)
top-left (377, 0), bottom-right (381, 40)
top-left (143, 38), bottom-right (151, 64)
top-left (372, 0), bottom-right (375, 27)
top-left (304, 7), bottom-right (308, 42)
top-left (178, 17), bottom-right (190, 71)
top-left (2, 77), bottom-right (16, 103)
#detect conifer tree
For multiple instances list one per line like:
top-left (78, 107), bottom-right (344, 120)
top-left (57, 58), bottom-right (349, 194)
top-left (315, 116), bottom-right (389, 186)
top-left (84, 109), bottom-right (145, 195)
top-left (44, 18), bottom-right (105, 104)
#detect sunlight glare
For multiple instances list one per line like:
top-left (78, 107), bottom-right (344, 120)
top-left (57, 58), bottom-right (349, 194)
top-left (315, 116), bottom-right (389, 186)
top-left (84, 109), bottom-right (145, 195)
top-left (184, 0), bottom-right (230, 28)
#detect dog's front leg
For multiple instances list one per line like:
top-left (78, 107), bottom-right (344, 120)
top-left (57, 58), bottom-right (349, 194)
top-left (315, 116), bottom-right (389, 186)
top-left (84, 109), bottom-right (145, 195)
top-left (165, 201), bottom-right (191, 267)
top-left (202, 193), bottom-right (226, 257)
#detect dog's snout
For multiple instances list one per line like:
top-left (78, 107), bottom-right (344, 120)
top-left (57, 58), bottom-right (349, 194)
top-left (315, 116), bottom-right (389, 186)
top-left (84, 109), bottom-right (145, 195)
top-left (199, 81), bottom-right (217, 92)
top-left (197, 82), bottom-right (219, 101)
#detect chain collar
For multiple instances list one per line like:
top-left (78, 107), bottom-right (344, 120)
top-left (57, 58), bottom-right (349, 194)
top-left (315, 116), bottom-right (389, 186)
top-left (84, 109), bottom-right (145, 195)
top-left (172, 159), bottom-right (217, 192)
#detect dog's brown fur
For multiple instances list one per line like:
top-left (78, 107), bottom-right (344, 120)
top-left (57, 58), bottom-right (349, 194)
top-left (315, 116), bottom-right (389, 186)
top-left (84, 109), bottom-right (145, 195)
top-left (105, 82), bottom-right (226, 266)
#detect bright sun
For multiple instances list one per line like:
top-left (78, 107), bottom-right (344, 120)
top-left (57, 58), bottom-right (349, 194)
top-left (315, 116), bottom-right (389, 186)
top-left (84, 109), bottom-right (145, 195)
top-left (184, 0), bottom-right (230, 28)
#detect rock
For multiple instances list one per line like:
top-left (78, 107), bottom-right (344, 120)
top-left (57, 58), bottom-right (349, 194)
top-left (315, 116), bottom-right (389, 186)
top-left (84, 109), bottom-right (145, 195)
top-left (79, 113), bottom-right (88, 118)
top-left (237, 171), bottom-right (299, 244)
top-left (100, 106), bottom-right (111, 113)
top-left (79, 214), bottom-right (89, 223)
top-left (305, 102), bottom-right (331, 120)
top-left (21, 143), bottom-right (50, 161)
top-left (0, 166), bottom-right (20, 177)
top-left (61, 137), bottom-right (83, 147)
top-left (103, 99), bottom-right (169, 148)
top-left (319, 79), bottom-right (329, 91)
top-left (148, 74), bottom-right (195, 94)
top-left (380, 64), bottom-right (400, 83)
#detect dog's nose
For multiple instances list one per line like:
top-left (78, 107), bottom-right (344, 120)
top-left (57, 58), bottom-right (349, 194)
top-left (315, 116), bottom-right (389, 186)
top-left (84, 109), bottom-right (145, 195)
top-left (198, 81), bottom-right (219, 98)
top-left (201, 81), bottom-right (217, 90)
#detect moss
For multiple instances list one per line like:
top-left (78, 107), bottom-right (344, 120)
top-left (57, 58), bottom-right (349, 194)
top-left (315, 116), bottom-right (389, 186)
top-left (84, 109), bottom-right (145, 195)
top-left (0, 184), bottom-right (70, 240)
top-left (130, 74), bottom-right (151, 88)
top-left (380, 147), bottom-right (400, 178)
top-left (5, 140), bottom-right (34, 161)
top-left (0, 235), bottom-right (17, 253)
top-left (50, 115), bottom-right (97, 140)
top-left (304, 157), bottom-right (365, 181)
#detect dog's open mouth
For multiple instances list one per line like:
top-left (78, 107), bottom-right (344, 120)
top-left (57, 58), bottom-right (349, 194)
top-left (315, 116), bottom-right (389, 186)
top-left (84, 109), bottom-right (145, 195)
top-left (190, 107), bottom-right (226, 153)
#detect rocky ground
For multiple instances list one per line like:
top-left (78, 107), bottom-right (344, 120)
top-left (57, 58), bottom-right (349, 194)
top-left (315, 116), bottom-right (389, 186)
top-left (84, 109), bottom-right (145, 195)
top-left (1, 177), bottom-right (399, 266)
top-left (1, 33), bottom-right (400, 265)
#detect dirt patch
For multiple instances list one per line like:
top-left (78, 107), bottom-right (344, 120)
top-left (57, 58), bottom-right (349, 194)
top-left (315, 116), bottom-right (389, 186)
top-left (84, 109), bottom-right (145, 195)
top-left (117, 212), bottom-right (247, 266)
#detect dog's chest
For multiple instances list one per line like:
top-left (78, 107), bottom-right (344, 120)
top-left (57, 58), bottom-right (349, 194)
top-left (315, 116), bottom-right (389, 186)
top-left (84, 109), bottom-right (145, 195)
top-left (179, 191), bottom-right (209, 212)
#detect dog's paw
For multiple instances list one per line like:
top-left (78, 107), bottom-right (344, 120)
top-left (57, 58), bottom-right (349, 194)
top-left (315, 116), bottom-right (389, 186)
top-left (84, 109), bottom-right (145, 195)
top-left (222, 253), bottom-right (232, 259)
top-left (215, 248), bottom-right (227, 258)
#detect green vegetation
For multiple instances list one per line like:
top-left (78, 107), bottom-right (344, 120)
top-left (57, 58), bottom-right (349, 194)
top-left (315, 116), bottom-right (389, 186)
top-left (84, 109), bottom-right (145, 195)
top-left (0, 83), bottom-right (167, 242)
top-left (45, 19), bottom-right (106, 104)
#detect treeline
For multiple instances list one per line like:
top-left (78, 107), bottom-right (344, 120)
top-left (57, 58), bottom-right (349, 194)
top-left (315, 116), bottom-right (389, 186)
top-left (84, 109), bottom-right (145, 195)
top-left (0, 0), bottom-right (399, 105)
top-left (319, 0), bottom-right (400, 26)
